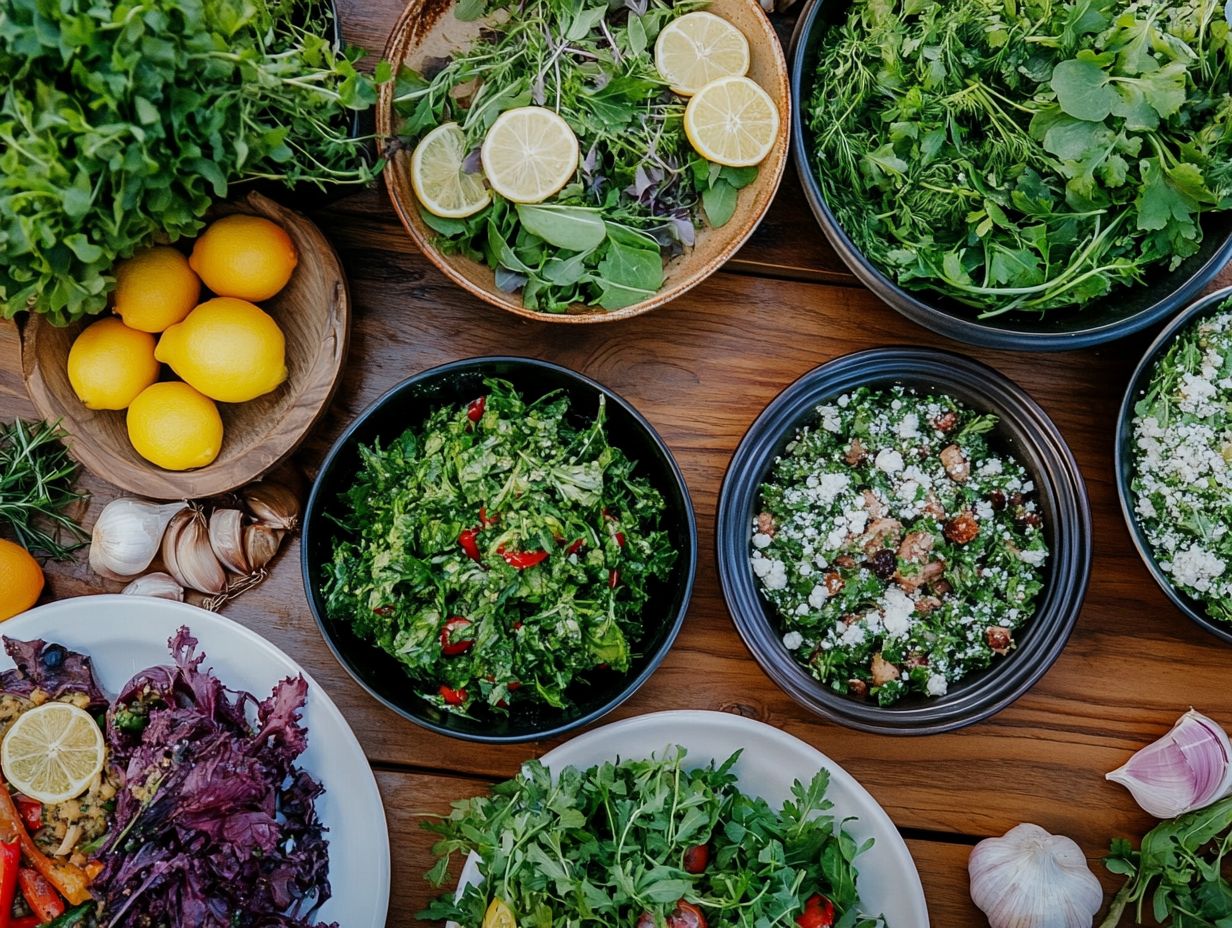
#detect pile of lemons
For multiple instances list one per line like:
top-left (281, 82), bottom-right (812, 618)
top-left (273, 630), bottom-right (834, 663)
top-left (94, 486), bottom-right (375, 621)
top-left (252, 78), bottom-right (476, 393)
top-left (67, 215), bottom-right (298, 471)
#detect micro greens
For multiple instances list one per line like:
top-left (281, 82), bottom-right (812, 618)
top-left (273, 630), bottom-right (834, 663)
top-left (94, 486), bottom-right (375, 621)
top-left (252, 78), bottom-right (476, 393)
top-left (0, 420), bottom-right (88, 561)
top-left (392, 0), bottom-right (758, 313)
top-left (807, 0), bottom-right (1232, 317)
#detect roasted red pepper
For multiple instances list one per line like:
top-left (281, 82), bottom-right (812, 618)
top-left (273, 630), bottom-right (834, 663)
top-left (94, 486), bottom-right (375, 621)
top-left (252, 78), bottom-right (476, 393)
top-left (467, 396), bottom-right (486, 422)
top-left (0, 839), bottom-right (20, 928)
top-left (0, 791), bottom-right (89, 905)
top-left (18, 867), bottom-right (64, 923)
top-left (609, 568), bottom-right (620, 589)
top-left (439, 685), bottom-right (468, 705)
top-left (478, 507), bottom-right (497, 527)
top-left (439, 617), bottom-right (474, 657)
top-left (564, 538), bottom-right (585, 557)
top-left (458, 528), bottom-right (482, 563)
top-left (499, 549), bottom-right (549, 569)
top-left (8, 917), bottom-right (38, 928)
top-left (795, 895), bottom-right (835, 928)
top-left (614, 531), bottom-right (625, 548)
top-left (11, 800), bottom-right (39, 835)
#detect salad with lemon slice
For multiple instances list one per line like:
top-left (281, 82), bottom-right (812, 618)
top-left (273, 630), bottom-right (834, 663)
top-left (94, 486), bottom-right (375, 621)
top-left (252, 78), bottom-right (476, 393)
top-left (393, 0), bottom-right (781, 313)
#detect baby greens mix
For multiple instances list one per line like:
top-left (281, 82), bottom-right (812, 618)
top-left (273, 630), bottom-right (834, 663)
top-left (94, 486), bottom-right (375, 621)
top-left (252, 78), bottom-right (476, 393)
top-left (421, 748), bottom-right (884, 928)
top-left (321, 379), bottom-right (675, 714)
top-left (807, 0), bottom-right (1232, 317)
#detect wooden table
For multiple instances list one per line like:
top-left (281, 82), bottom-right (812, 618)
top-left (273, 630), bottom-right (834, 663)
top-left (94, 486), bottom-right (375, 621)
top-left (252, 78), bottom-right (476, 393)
top-left (4, 2), bottom-right (1232, 924)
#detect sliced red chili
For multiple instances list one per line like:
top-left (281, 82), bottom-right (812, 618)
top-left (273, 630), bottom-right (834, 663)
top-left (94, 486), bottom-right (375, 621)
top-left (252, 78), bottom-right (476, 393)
top-left (18, 866), bottom-right (64, 922)
top-left (467, 396), bottom-right (486, 422)
top-left (439, 685), bottom-right (468, 705)
top-left (609, 568), bottom-right (620, 589)
top-left (458, 528), bottom-right (482, 563)
top-left (12, 798), bottom-right (40, 834)
top-left (564, 538), bottom-right (585, 557)
top-left (795, 895), bottom-right (835, 928)
top-left (500, 548), bottom-right (549, 569)
top-left (439, 617), bottom-right (474, 657)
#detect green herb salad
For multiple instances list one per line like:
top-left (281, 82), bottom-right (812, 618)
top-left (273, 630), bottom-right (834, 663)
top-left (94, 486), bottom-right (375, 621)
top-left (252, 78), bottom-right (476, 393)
top-left (320, 379), bottom-right (676, 714)
top-left (1130, 296), bottom-right (1232, 621)
top-left (752, 387), bottom-right (1049, 706)
top-left (420, 747), bottom-right (884, 928)
top-left (806, 0), bottom-right (1232, 317)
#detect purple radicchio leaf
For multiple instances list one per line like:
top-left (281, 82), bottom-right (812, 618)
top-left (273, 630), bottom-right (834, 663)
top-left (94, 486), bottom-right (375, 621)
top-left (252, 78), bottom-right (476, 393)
top-left (0, 637), bottom-right (107, 709)
top-left (495, 268), bottom-right (528, 292)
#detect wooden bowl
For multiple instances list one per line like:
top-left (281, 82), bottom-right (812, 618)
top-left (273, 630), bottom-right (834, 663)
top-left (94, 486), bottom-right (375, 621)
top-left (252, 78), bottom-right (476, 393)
top-left (376, 0), bottom-right (790, 323)
top-left (20, 191), bottom-right (350, 500)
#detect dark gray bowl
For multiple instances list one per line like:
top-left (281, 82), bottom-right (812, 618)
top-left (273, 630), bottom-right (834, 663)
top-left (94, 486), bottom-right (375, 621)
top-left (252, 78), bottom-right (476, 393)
top-left (716, 347), bottom-right (1092, 734)
top-left (1116, 286), bottom-right (1232, 645)
top-left (789, 0), bottom-right (1232, 352)
top-left (302, 357), bottom-right (698, 743)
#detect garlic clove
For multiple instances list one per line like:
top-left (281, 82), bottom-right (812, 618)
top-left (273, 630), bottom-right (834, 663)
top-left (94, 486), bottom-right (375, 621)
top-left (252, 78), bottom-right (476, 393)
top-left (241, 480), bottom-right (300, 532)
top-left (243, 523), bottom-right (285, 572)
top-left (208, 508), bottom-right (251, 575)
top-left (121, 572), bottom-right (185, 601)
top-left (89, 499), bottom-right (183, 581)
top-left (1106, 709), bottom-right (1232, 818)
top-left (969, 823), bottom-right (1103, 928)
top-left (160, 508), bottom-right (194, 589)
top-left (163, 507), bottom-right (227, 596)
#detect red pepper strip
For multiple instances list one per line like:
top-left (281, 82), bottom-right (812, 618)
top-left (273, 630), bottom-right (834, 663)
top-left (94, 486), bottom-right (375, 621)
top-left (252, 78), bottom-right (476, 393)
top-left (439, 685), bottom-right (468, 705)
top-left (0, 790), bottom-right (89, 905)
top-left (478, 507), bottom-right (497, 527)
top-left (0, 839), bottom-right (19, 928)
top-left (500, 549), bottom-right (549, 570)
top-left (439, 617), bottom-right (474, 657)
top-left (18, 867), bottom-right (64, 922)
top-left (796, 895), bottom-right (835, 928)
top-left (11, 801), bottom-right (38, 835)
top-left (8, 917), bottom-right (37, 928)
top-left (467, 396), bottom-right (486, 422)
top-left (614, 531), bottom-right (625, 548)
top-left (564, 538), bottom-right (584, 557)
top-left (458, 528), bottom-right (482, 563)
top-left (609, 569), bottom-right (620, 589)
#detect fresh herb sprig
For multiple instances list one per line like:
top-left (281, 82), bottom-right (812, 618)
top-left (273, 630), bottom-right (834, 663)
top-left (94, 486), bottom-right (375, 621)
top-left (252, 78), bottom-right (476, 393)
top-left (808, 0), bottom-right (1232, 317)
top-left (0, 0), bottom-right (386, 324)
top-left (421, 748), bottom-right (884, 928)
top-left (392, 0), bottom-right (757, 313)
top-left (0, 420), bottom-right (88, 560)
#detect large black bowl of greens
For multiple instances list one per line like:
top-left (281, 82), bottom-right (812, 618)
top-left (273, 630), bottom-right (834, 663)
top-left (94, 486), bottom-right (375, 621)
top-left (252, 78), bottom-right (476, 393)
top-left (789, 0), bottom-right (1232, 352)
top-left (301, 357), bottom-right (697, 743)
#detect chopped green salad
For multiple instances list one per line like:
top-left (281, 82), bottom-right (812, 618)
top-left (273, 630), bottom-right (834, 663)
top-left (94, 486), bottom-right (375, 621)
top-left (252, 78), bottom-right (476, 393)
top-left (753, 386), bottom-right (1049, 706)
top-left (1130, 297), bottom-right (1232, 621)
top-left (420, 747), bottom-right (884, 928)
top-left (321, 379), bottom-right (675, 714)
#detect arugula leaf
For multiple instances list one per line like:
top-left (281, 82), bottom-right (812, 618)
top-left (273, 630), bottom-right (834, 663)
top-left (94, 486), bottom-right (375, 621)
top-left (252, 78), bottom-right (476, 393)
top-left (516, 205), bottom-right (608, 251)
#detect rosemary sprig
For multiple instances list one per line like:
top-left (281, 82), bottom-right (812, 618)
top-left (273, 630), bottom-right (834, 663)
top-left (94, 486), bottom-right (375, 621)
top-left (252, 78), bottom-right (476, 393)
top-left (0, 420), bottom-right (89, 560)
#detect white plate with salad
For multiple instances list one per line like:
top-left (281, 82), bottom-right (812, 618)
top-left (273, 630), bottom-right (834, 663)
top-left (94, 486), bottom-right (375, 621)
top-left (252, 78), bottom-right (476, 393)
top-left (0, 595), bottom-right (389, 928)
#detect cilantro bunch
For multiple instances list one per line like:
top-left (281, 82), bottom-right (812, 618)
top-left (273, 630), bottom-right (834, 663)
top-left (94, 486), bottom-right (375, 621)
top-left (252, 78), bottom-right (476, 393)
top-left (0, 0), bottom-right (384, 324)
top-left (392, 0), bottom-right (758, 313)
top-left (421, 748), bottom-right (884, 928)
top-left (808, 0), bottom-right (1232, 317)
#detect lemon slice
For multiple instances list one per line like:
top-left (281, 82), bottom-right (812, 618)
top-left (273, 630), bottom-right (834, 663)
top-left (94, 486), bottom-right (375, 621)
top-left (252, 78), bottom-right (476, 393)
top-left (411, 122), bottom-right (491, 219)
top-left (1, 703), bottom-right (105, 805)
top-left (482, 899), bottom-right (516, 928)
top-left (654, 11), bottom-right (750, 96)
top-left (684, 75), bottom-right (780, 168)
top-left (480, 107), bottom-right (579, 204)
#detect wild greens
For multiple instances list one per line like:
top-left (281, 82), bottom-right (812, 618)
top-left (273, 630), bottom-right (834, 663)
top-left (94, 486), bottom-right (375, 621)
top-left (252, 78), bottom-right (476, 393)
top-left (421, 748), bottom-right (884, 928)
top-left (807, 0), bottom-right (1232, 317)
top-left (320, 379), bottom-right (675, 715)
top-left (392, 0), bottom-right (758, 313)
top-left (0, 0), bottom-right (384, 324)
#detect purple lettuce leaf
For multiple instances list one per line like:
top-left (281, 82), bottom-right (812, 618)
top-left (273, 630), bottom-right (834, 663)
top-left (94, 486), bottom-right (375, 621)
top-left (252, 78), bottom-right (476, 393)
top-left (0, 637), bottom-right (107, 709)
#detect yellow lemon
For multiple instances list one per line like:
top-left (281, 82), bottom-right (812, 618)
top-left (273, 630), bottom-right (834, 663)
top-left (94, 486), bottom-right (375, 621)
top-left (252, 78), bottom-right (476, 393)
top-left (189, 214), bottom-right (299, 301)
top-left (412, 122), bottom-right (491, 219)
top-left (127, 382), bottom-right (224, 471)
top-left (112, 246), bottom-right (201, 333)
top-left (482, 899), bottom-right (517, 928)
top-left (66, 317), bottom-right (160, 411)
top-left (480, 107), bottom-right (579, 204)
top-left (0, 539), bottom-right (43, 622)
top-left (654, 12), bottom-right (750, 96)
top-left (155, 297), bottom-right (288, 403)
top-left (1, 703), bottom-right (106, 804)
top-left (684, 75), bottom-right (780, 168)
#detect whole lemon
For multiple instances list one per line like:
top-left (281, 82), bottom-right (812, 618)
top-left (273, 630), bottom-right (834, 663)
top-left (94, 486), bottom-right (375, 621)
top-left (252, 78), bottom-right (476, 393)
top-left (67, 318), bottom-right (160, 411)
top-left (189, 215), bottom-right (298, 301)
top-left (113, 246), bottom-right (200, 333)
top-left (127, 382), bottom-right (224, 471)
top-left (155, 298), bottom-right (288, 403)
top-left (0, 539), bottom-right (44, 622)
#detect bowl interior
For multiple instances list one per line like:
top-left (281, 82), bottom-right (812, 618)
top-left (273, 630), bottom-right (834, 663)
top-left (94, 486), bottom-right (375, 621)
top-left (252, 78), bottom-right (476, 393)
top-left (1116, 286), bottom-right (1232, 644)
top-left (789, 0), bottom-right (1232, 348)
top-left (376, 0), bottom-right (790, 323)
top-left (717, 349), bottom-right (1091, 733)
top-left (20, 191), bottom-right (349, 500)
top-left (303, 358), bottom-right (697, 741)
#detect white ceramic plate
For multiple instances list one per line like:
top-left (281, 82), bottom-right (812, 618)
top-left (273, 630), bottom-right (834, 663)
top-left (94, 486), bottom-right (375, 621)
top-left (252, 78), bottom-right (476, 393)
top-left (455, 710), bottom-right (928, 926)
top-left (1, 595), bottom-right (389, 928)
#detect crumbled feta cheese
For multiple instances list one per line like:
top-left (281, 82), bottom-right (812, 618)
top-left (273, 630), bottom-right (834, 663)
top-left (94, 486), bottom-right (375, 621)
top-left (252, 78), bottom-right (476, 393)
top-left (808, 584), bottom-right (829, 609)
top-left (752, 532), bottom-right (772, 549)
top-left (881, 587), bottom-right (915, 638)
top-left (926, 674), bottom-right (949, 696)
top-left (1168, 544), bottom-right (1226, 593)
top-left (875, 448), bottom-right (905, 475)
top-left (763, 559), bottom-right (788, 590)
top-left (782, 631), bottom-right (804, 650)
top-left (1019, 548), bottom-right (1047, 566)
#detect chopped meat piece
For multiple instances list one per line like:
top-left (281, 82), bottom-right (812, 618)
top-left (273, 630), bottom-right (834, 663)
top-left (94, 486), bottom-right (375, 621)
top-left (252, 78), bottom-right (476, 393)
top-left (898, 531), bottom-right (935, 562)
top-left (834, 555), bottom-right (857, 569)
top-left (756, 511), bottom-right (776, 537)
top-left (905, 653), bottom-right (929, 670)
top-left (847, 678), bottom-right (868, 698)
top-left (915, 596), bottom-right (942, 614)
top-left (933, 410), bottom-right (959, 432)
top-left (922, 493), bottom-right (945, 519)
top-left (1016, 510), bottom-right (1042, 528)
top-left (842, 613), bottom-right (860, 626)
top-left (861, 488), bottom-right (887, 518)
top-left (932, 579), bottom-right (953, 596)
top-left (986, 626), bottom-right (1013, 655)
top-left (859, 517), bottom-right (903, 553)
top-left (894, 560), bottom-right (945, 593)
top-left (824, 571), bottom-right (845, 596)
top-left (844, 438), bottom-right (867, 466)
top-left (871, 653), bottom-right (900, 686)
top-left (944, 511), bottom-right (979, 545)
top-left (940, 444), bottom-right (970, 482)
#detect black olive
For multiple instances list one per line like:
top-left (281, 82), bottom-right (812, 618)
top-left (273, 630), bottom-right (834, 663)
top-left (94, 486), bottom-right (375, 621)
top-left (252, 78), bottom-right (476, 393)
top-left (41, 645), bottom-right (65, 669)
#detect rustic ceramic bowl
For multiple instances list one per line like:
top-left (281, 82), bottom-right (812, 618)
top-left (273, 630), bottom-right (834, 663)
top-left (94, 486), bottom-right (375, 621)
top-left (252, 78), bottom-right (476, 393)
top-left (21, 191), bottom-right (349, 500)
top-left (376, 0), bottom-right (790, 323)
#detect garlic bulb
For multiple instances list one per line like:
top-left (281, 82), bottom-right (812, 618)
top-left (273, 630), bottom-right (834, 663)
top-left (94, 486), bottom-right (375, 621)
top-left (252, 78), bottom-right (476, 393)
top-left (209, 508), bottom-right (250, 575)
top-left (241, 481), bottom-right (300, 531)
top-left (121, 573), bottom-right (185, 601)
top-left (243, 523), bottom-right (285, 572)
top-left (162, 506), bottom-right (227, 595)
top-left (969, 823), bottom-right (1103, 928)
top-left (89, 499), bottom-right (183, 580)
top-left (1106, 709), bottom-right (1232, 818)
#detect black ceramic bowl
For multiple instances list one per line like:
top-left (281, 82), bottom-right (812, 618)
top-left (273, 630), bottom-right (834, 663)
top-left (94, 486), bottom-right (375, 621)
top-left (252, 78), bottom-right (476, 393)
top-left (1116, 286), bottom-right (1232, 645)
top-left (717, 348), bottom-right (1092, 734)
top-left (788, 0), bottom-right (1232, 352)
top-left (302, 357), bottom-right (698, 743)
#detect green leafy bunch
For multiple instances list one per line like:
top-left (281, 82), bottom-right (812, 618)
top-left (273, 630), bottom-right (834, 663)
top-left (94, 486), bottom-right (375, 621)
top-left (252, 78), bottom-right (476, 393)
top-left (0, 0), bottom-right (386, 324)
top-left (421, 748), bottom-right (884, 928)
top-left (808, 0), bottom-right (1232, 317)
top-left (393, 0), bottom-right (757, 313)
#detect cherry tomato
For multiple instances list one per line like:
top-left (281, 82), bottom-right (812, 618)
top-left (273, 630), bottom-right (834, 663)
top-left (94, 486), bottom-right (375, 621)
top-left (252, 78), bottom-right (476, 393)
top-left (439, 617), bottom-right (474, 657)
top-left (635, 913), bottom-right (656, 928)
top-left (682, 843), bottom-right (710, 874)
top-left (459, 528), bottom-right (482, 562)
top-left (439, 685), bottom-right (468, 705)
top-left (667, 901), bottom-right (707, 928)
top-left (467, 396), bottom-right (486, 422)
top-left (795, 895), bottom-right (835, 928)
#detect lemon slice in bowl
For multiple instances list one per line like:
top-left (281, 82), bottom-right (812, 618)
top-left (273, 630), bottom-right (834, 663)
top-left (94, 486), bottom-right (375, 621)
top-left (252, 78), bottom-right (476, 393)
top-left (684, 75), bottom-right (780, 168)
top-left (654, 11), bottom-right (750, 96)
top-left (480, 107), bottom-right (580, 204)
top-left (482, 899), bottom-right (516, 928)
top-left (1, 703), bottom-right (105, 804)
top-left (412, 122), bottom-right (491, 219)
